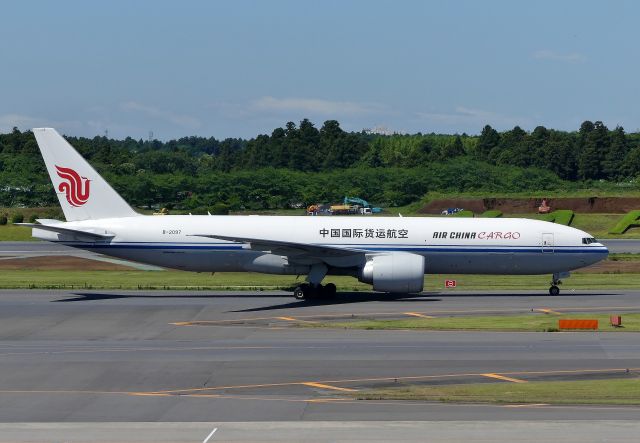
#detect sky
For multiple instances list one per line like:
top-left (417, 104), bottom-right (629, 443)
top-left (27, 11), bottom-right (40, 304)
top-left (1, 0), bottom-right (639, 140)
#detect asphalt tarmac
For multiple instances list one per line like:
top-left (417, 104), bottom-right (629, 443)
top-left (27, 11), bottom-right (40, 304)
top-left (2, 238), bottom-right (640, 440)
top-left (602, 238), bottom-right (640, 253)
top-left (1, 288), bottom-right (639, 434)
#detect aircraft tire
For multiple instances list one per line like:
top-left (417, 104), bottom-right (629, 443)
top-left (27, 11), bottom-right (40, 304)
top-left (293, 285), bottom-right (307, 300)
top-left (323, 283), bottom-right (337, 298)
top-left (549, 285), bottom-right (560, 296)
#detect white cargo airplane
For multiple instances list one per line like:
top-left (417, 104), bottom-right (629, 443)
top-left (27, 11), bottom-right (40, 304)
top-left (21, 128), bottom-right (608, 299)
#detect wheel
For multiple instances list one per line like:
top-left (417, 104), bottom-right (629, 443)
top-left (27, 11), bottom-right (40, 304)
top-left (549, 285), bottom-right (560, 296)
top-left (293, 285), bottom-right (307, 300)
top-left (306, 284), bottom-right (320, 300)
top-left (323, 283), bottom-right (337, 298)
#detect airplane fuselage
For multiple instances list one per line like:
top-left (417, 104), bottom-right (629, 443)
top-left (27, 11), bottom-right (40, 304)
top-left (33, 215), bottom-right (608, 276)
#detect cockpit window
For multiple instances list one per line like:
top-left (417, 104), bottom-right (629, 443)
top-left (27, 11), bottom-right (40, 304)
top-left (582, 237), bottom-right (598, 244)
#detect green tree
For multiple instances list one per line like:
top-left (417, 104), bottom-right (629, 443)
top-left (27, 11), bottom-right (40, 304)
top-left (440, 135), bottom-right (465, 158)
top-left (475, 125), bottom-right (500, 160)
top-left (578, 121), bottom-right (609, 179)
top-left (602, 126), bottom-right (629, 179)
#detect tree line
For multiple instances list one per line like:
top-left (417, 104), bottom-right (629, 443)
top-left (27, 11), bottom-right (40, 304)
top-left (0, 119), bottom-right (639, 212)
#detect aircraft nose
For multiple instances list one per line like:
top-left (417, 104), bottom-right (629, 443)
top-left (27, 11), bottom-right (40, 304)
top-left (591, 243), bottom-right (609, 264)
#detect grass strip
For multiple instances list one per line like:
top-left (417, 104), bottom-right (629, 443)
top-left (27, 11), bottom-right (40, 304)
top-left (0, 225), bottom-right (38, 241)
top-left (356, 378), bottom-right (640, 405)
top-left (1, 271), bottom-right (640, 290)
top-left (320, 313), bottom-right (640, 332)
top-left (609, 253), bottom-right (640, 261)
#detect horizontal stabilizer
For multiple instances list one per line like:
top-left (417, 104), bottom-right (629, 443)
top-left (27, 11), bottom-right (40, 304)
top-left (16, 223), bottom-right (115, 241)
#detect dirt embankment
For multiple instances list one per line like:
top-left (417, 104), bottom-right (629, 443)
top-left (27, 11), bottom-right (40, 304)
top-left (419, 197), bottom-right (640, 214)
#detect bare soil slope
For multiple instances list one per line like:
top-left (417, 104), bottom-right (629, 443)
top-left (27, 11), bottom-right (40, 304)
top-left (420, 197), bottom-right (640, 214)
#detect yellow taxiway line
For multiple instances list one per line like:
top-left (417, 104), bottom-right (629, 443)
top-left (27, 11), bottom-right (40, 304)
top-left (536, 308), bottom-right (562, 315)
top-left (404, 312), bottom-right (435, 319)
top-left (301, 382), bottom-right (358, 392)
top-left (170, 305), bottom-right (640, 327)
top-left (481, 373), bottom-right (528, 383)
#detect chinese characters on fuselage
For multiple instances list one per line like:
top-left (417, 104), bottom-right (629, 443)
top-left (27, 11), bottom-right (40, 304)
top-left (319, 228), bottom-right (408, 239)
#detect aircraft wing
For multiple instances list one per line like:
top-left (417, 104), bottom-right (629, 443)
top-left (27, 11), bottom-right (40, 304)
top-left (190, 234), bottom-right (365, 258)
top-left (16, 223), bottom-right (115, 241)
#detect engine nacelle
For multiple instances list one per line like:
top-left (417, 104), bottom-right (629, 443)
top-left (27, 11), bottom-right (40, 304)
top-left (359, 253), bottom-right (425, 293)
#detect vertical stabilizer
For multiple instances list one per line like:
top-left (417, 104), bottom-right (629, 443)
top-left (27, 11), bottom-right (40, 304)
top-left (33, 128), bottom-right (139, 221)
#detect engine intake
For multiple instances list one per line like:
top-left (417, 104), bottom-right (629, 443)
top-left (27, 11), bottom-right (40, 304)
top-left (359, 253), bottom-right (425, 293)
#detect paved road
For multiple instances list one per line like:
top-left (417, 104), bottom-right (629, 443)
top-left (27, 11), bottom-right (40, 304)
top-left (601, 239), bottom-right (640, 254)
top-left (1, 289), bottom-right (639, 430)
top-left (2, 421), bottom-right (640, 442)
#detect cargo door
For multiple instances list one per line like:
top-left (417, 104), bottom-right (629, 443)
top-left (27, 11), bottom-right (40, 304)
top-left (542, 233), bottom-right (554, 253)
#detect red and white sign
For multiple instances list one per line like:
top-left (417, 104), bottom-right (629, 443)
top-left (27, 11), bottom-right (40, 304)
top-left (55, 165), bottom-right (91, 207)
top-left (445, 279), bottom-right (457, 288)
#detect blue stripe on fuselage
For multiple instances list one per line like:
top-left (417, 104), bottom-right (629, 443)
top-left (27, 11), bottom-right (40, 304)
top-left (55, 241), bottom-right (607, 254)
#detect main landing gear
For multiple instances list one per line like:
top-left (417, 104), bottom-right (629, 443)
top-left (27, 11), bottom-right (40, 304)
top-left (293, 283), bottom-right (337, 300)
top-left (549, 272), bottom-right (570, 295)
top-left (293, 263), bottom-right (336, 300)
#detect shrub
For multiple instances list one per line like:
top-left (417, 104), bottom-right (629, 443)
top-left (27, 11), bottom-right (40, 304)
top-left (481, 210), bottom-right (502, 218)
top-left (541, 210), bottom-right (574, 226)
top-left (0, 215), bottom-right (7, 225)
top-left (609, 210), bottom-right (640, 234)
top-left (28, 214), bottom-right (39, 223)
top-left (452, 210), bottom-right (474, 217)
top-left (10, 213), bottom-right (24, 224)
top-left (209, 203), bottom-right (230, 215)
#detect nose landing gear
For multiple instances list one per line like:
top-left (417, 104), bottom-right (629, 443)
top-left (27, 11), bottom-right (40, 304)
top-left (549, 272), bottom-right (570, 295)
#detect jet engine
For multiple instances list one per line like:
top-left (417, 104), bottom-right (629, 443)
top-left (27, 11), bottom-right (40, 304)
top-left (359, 253), bottom-right (425, 293)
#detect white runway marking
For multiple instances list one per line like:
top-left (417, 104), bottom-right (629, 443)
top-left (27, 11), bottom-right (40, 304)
top-left (202, 426), bottom-right (218, 442)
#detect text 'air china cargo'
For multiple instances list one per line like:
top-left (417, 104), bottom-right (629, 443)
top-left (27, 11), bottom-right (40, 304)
top-left (22, 128), bottom-right (609, 299)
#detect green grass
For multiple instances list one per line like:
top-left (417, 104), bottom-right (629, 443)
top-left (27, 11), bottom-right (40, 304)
top-left (356, 378), bottom-right (640, 405)
top-left (610, 253), bottom-right (640, 261)
top-left (505, 213), bottom-right (640, 238)
top-left (0, 224), bottom-right (38, 241)
top-left (0, 270), bottom-right (639, 290)
top-left (0, 270), bottom-right (369, 290)
top-left (480, 210), bottom-right (502, 218)
top-left (570, 213), bottom-right (631, 238)
top-left (610, 210), bottom-right (640, 234)
top-left (452, 210), bottom-right (474, 217)
top-left (540, 209), bottom-right (574, 226)
top-left (321, 312), bottom-right (640, 332)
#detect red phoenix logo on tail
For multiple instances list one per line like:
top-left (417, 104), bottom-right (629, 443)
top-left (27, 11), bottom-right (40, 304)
top-left (55, 165), bottom-right (91, 207)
